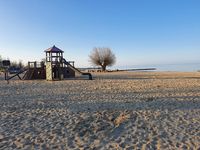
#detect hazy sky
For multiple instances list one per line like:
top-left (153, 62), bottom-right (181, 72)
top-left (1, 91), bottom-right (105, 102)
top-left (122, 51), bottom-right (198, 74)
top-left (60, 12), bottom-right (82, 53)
top-left (0, 0), bottom-right (200, 68)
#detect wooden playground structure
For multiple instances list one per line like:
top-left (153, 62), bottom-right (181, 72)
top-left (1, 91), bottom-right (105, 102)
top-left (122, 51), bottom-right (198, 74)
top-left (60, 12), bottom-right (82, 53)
top-left (23, 61), bottom-right (46, 80)
top-left (4, 45), bottom-right (92, 81)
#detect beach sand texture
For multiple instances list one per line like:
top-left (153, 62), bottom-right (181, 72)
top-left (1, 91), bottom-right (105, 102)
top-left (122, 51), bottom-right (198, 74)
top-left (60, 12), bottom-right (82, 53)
top-left (0, 72), bottom-right (200, 149)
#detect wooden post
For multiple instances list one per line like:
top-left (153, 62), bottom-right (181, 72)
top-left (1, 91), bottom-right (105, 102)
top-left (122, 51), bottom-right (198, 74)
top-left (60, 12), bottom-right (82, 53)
top-left (4, 71), bottom-right (7, 80)
top-left (34, 61), bottom-right (36, 69)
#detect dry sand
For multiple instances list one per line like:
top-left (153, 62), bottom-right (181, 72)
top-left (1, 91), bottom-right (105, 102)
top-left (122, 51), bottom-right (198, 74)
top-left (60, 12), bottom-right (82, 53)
top-left (0, 71), bottom-right (200, 149)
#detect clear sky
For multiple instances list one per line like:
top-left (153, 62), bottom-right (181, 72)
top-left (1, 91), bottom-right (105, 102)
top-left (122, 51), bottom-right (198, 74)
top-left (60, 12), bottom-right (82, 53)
top-left (0, 0), bottom-right (200, 69)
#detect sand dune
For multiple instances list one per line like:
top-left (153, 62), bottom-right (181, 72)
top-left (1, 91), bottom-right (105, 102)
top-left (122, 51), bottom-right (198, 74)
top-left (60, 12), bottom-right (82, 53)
top-left (0, 72), bottom-right (200, 149)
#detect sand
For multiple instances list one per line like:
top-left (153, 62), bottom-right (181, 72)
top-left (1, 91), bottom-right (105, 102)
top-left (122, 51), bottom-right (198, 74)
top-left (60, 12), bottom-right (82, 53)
top-left (0, 71), bottom-right (200, 149)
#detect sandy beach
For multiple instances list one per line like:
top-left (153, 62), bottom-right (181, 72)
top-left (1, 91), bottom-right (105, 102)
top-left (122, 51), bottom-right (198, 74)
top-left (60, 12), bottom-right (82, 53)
top-left (0, 71), bottom-right (200, 149)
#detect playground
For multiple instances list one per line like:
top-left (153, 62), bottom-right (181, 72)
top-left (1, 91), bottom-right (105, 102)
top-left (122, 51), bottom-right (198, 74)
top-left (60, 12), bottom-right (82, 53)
top-left (2, 45), bottom-right (92, 82)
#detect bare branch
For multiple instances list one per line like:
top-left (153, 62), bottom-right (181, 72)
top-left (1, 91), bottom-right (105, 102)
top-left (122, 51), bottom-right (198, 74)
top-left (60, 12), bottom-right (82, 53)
top-left (89, 47), bottom-right (116, 71)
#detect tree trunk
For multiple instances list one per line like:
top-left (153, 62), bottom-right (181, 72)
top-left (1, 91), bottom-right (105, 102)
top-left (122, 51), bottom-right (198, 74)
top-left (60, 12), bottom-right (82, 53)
top-left (102, 65), bottom-right (106, 71)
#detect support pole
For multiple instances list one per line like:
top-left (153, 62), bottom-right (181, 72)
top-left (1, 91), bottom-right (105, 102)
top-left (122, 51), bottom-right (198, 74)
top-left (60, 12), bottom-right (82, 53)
top-left (4, 71), bottom-right (7, 80)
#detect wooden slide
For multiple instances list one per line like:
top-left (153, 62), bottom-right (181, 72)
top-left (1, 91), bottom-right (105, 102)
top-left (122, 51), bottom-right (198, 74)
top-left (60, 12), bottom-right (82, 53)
top-left (62, 58), bottom-right (92, 80)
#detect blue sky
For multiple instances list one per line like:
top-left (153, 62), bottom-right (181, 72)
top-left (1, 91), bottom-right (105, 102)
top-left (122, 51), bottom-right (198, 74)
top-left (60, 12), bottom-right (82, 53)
top-left (0, 0), bottom-right (200, 69)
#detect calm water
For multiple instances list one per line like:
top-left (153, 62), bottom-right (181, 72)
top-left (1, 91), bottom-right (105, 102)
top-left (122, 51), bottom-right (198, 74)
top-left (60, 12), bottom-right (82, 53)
top-left (116, 63), bottom-right (200, 72)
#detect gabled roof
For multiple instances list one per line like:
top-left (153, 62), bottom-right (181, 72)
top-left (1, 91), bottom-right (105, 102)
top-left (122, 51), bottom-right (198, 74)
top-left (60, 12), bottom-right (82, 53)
top-left (44, 45), bottom-right (64, 53)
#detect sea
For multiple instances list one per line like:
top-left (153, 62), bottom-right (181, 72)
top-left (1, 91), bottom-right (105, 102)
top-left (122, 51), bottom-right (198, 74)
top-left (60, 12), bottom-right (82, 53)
top-left (115, 63), bottom-right (200, 72)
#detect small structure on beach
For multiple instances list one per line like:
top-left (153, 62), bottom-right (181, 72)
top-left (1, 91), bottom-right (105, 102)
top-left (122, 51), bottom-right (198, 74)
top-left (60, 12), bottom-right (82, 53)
top-left (23, 61), bottom-right (46, 80)
top-left (2, 60), bottom-right (11, 67)
top-left (45, 45), bottom-right (75, 80)
top-left (4, 45), bottom-right (92, 81)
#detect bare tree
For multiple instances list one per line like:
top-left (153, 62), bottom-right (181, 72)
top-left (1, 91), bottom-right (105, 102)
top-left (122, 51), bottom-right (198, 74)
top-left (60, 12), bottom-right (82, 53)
top-left (89, 47), bottom-right (116, 71)
top-left (11, 61), bottom-right (18, 67)
top-left (0, 55), bottom-right (2, 70)
top-left (10, 60), bottom-right (24, 69)
top-left (18, 60), bottom-right (24, 69)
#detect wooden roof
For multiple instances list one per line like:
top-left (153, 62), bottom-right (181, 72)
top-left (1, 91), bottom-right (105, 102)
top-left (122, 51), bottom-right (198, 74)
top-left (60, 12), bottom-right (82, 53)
top-left (44, 45), bottom-right (64, 53)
